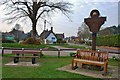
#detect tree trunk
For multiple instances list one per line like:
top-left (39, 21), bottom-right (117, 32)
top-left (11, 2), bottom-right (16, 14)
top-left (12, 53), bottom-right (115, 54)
top-left (32, 21), bottom-right (37, 41)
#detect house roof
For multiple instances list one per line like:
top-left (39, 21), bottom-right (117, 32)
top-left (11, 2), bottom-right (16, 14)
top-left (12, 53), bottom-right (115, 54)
top-left (56, 34), bottom-right (64, 39)
top-left (40, 30), bottom-right (56, 39)
top-left (40, 27), bottom-right (64, 39)
top-left (40, 30), bottom-right (50, 39)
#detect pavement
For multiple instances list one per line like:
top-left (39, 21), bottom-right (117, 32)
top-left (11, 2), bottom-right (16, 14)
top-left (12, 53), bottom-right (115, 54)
top-left (57, 64), bottom-right (119, 78)
top-left (52, 46), bottom-right (74, 49)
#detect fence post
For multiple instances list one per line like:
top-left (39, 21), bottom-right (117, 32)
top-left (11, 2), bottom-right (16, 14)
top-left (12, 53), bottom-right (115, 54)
top-left (2, 47), bottom-right (4, 56)
top-left (39, 49), bottom-right (42, 58)
top-left (58, 49), bottom-right (60, 58)
top-left (22, 48), bottom-right (24, 56)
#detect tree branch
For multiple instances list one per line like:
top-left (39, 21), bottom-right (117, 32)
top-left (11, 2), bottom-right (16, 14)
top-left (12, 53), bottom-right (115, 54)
top-left (36, 9), bottom-right (50, 20)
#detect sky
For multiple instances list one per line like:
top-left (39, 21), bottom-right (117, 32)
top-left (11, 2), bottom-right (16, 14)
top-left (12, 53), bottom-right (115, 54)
top-left (0, 0), bottom-right (119, 37)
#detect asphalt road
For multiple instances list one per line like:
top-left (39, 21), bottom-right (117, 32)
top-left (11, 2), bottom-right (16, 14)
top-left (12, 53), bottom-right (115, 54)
top-left (0, 45), bottom-right (119, 58)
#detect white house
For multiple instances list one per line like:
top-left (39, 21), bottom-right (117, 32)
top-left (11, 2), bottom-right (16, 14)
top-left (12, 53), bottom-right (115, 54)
top-left (40, 27), bottom-right (64, 44)
top-left (45, 32), bottom-right (57, 44)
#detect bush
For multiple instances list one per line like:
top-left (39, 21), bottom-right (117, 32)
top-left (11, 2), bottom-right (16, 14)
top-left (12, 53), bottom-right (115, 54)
top-left (86, 41), bottom-right (92, 46)
top-left (79, 40), bottom-right (85, 44)
top-left (39, 52), bottom-right (44, 57)
top-left (2, 39), bottom-right (15, 43)
top-left (57, 39), bottom-right (62, 43)
top-left (20, 37), bottom-right (41, 45)
top-left (69, 52), bottom-right (76, 57)
top-left (96, 34), bottom-right (120, 47)
top-left (57, 39), bottom-right (66, 44)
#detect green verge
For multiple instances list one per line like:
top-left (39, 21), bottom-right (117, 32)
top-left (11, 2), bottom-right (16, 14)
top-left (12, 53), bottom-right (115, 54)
top-left (108, 58), bottom-right (119, 66)
top-left (2, 43), bottom-right (47, 48)
top-left (2, 54), bottom-right (99, 79)
top-left (2, 43), bottom-right (86, 50)
top-left (2, 43), bottom-right (57, 50)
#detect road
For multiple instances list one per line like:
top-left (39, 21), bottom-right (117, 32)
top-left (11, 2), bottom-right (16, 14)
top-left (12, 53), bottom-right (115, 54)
top-left (0, 45), bottom-right (119, 58)
top-left (0, 49), bottom-right (76, 57)
top-left (98, 47), bottom-right (120, 58)
top-left (67, 43), bottom-right (120, 58)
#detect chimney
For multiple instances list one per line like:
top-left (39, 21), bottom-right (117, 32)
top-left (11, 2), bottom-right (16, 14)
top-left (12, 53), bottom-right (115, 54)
top-left (51, 27), bottom-right (53, 31)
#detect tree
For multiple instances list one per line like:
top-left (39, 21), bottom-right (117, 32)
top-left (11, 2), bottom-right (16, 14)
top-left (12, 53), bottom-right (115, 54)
top-left (1, 0), bottom-right (72, 40)
top-left (14, 24), bottom-right (21, 31)
top-left (77, 22), bottom-right (91, 40)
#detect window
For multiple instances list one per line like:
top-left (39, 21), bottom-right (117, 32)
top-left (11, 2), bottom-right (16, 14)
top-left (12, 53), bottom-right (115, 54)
top-left (52, 37), bottom-right (55, 40)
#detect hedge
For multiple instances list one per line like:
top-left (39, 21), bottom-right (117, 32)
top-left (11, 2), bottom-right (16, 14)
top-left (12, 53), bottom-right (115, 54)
top-left (96, 34), bottom-right (120, 47)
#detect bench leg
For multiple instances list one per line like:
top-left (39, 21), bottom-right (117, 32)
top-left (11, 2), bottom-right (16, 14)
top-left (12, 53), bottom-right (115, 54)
top-left (14, 54), bottom-right (19, 63)
top-left (75, 62), bottom-right (77, 67)
top-left (14, 57), bottom-right (19, 63)
top-left (32, 58), bottom-right (36, 64)
top-left (81, 64), bottom-right (84, 68)
top-left (104, 63), bottom-right (108, 76)
top-left (72, 59), bottom-right (74, 70)
top-left (72, 60), bottom-right (78, 70)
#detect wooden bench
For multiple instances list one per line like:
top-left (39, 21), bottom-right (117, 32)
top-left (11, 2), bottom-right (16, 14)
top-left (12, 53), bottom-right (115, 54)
top-left (12, 51), bottom-right (40, 64)
top-left (72, 50), bottom-right (108, 76)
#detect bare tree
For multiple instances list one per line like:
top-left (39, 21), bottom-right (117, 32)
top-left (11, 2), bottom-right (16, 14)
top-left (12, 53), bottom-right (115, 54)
top-left (77, 22), bottom-right (91, 40)
top-left (1, 0), bottom-right (72, 40)
top-left (14, 24), bottom-right (21, 30)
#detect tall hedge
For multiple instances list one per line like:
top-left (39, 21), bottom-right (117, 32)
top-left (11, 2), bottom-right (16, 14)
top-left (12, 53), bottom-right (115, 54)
top-left (96, 34), bottom-right (120, 47)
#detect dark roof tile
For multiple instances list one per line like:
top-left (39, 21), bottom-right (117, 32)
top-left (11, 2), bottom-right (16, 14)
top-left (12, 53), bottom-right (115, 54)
top-left (56, 34), bottom-right (64, 39)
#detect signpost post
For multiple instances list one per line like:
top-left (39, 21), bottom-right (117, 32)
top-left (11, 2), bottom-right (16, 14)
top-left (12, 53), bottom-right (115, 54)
top-left (84, 9), bottom-right (106, 50)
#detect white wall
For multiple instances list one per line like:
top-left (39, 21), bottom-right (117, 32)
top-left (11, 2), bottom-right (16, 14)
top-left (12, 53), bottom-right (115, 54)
top-left (46, 33), bottom-right (57, 44)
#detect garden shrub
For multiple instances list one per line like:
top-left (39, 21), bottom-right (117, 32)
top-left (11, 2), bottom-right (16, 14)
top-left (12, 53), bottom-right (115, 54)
top-left (2, 39), bottom-right (15, 43)
top-left (86, 41), bottom-right (92, 46)
top-left (39, 52), bottom-right (44, 57)
top-left (79, 40), bottom-right (85, 44)
top-left (20, 37), bottom-right (41, 45)
top-left (96, 34), bottom-right (120, 47)
top-left (57, 39), bottom-right (66, 43)
top-left (69, 52), bottom-right (76, 57)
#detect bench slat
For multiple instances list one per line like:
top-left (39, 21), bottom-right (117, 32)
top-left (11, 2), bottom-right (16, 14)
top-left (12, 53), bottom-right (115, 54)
top-left (74, 59), bottom-right (104, 65)
top-left (12, 51), bottom-right (40, 54)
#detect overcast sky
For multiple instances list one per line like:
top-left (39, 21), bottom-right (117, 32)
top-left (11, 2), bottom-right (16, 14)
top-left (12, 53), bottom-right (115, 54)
top-left (0, 0), bottom-right (119, 37)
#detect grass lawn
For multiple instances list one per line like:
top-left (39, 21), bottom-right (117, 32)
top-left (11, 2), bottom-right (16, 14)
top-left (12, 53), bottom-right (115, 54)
top-left (108, 58), bottom-right (119, 66)
top-left (2, 43), bottom-right (87, 50)
top-left (2, 43), bottom-right (57, 50)
top-left (2, 54), bottom-right (100, 79)
top-left (2, 54), bottom-right (119, 79)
